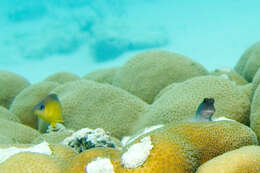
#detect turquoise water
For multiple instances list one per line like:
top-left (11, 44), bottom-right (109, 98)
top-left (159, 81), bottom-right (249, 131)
top-left (0, 0), bottom-right (260, 82)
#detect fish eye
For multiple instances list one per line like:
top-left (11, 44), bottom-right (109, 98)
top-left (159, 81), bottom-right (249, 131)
top-left (40, 104), bottom-right (45, 111)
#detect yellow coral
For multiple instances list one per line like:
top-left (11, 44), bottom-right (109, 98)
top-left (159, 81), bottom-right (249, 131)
top-left (165, 120), bottom-right (258, 164)
top-left (65, 147), bottom-right (121, 173)
top-left (196, 146), bottom-right (260, 173)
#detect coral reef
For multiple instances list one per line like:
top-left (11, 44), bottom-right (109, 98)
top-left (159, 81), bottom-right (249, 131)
top-left (0, 71), bottom-right (30, 108)
top-left (133, 76), bottom-right (250, 133)
top-left (196, 146), bottom-right (260, 173)
top-left (82, 67), bottom-right (119, 84)
top-left (65, 147), bottom-right (121, 173)
top-left (235, 42), bottom-right (260, 82)
top-left (0, 119), bottom-right (40, 144)
top-left (120, 129), bottom-right (200, 173)
top-left (0, 106), bottom-right (20, 122)
top-left (43, 72), bottom-right (80, 84)
top-left (210, 67), bottom-right (248, 85)
top-left (250, 84), bottom-right (260, 141)
top-left (251, 67), bottom-right (260, 100)
top-left (113, 50), bottom-right (208, 103)
top-left (61, 128), bottom-right (120, 153)
top-left (9, 81), bottom-right (59, 129)
top-left (32, 130), bottom-right (73, 144)
top-left (164, 120), bottom-right (258, 164)
top-left (46, 80), bottom-right (148, 139)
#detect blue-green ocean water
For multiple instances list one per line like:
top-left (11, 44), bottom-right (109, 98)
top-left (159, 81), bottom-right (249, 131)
top-left (0, 0), bottom-right (260, 82)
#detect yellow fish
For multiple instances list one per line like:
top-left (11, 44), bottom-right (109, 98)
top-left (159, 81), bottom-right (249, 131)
top-left (33, 93), bottom-right (63, 128)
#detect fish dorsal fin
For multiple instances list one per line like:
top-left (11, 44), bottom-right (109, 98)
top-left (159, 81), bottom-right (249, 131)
top-left (195, 98), bottom-right (215, 122)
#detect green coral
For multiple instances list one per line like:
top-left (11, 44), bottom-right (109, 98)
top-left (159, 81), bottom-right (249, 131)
top-left (196, 146), bottom-right (260, 173)
top-left (0, 71), bottom-right (30, 108)
top-left (82, 67), bottom-right (119, 84)
top-left (0, 134), bottom-right (15, 144)
top-left (234, 42), bottom-right (260, 82)
top-left (112, 50), bottom-right (208, 104)
top-left (210, 68), bottom-right (248, 85)
top-left (0, 119), bottom-right (40, 143)
top-left (250, 84), bottom-right (260, 142)
top-left (39, 80), bottom-right (148, 139)
top-left (251, 68), bottom-right (260, 101)
top-left (43, 72), bottom-right (80, 84)
top-left (9, 81), bottom-right (59, 129)
top-left (237, 83), bottom-right (253, 101)
top-left (0, 106), bottom-right (20, 122)
top-left (32, 131), bottom-right (73, 144)
top-left (133, 76), bottom-right (250, 133)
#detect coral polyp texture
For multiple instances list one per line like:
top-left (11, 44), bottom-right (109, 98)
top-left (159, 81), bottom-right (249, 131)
top-left (65, 147), bottom-right (121, 173)
top-left (120, 129), bottom-right (200, 173)
top-left (164, 120), bottom-right (258, 164)
top-left (112, 50), bottom-right (208, 104)
top-left (0, 106), bottom-right (20, 123)
top-left (250, 84), bottom-right (260, 141)
top-left (9, 81), bottom-right (59, 129)
top-left (0, 71), bottom-right (30, 109)
top-left (43, 72), bottom-right (80, 84)
top-left (251, 67), bottom-right (260, 100)
top-left (0, 119), bottom-right (40, 144)
top-left (47, 80), bottom-right (148, 139)
top-left (82, 67), bottom-right (119, 84)
top-left (235, 42), bottom-right (260, 82)
top-left (210, 67), bottom-right (248, 85)
top-left (196, 146), bottom-right (260, 173)
top-left (133, 75), bottom-right (250, 133)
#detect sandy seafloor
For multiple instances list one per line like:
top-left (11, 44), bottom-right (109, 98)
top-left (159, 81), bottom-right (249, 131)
top-left (0, 0), bottom-right (260, 83)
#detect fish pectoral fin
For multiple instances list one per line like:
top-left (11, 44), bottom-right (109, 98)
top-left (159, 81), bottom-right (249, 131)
top-left (50, 122), bottom-right (57, 128)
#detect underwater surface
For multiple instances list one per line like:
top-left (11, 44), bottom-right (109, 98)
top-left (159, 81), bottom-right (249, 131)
top-left (2, 0), bottom-right (260, 172)
top-left (0, 0), bottom-right (260, 82)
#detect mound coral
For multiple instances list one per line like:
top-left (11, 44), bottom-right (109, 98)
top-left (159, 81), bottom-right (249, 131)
top-left (251, 67), bottom-right (260, 100)
top-left (0, 152), bottom-right (61, 173)
top-left (83, 67), bottom-right (119, 84)
top-left (0, 106), bottom-right (20, 122)
top-left (32, 130), bottom-right (73, 144)
top-left (164, 120), bottom-right (258, 164)
top-left (44, 80), bottom-right (148, 139)
top-left (112, 50), bottom-right (208, 103)
top-left (237, 83), bottom-right (253, 101)
top-left (196, 146), bottom-right (260, 173)
top-left (0, 71), bottom-right (30, 108)
top-left (43, 72), bottom-right (80, 84)
top-left (0, 135), bottom-right (14, 144)
top-left (65, 147), bottom-right (121, 173)
top-left (235, 42), bottom-right (260, 82)
top-left (0, 119), bottom-right (40, 144)
top-left (133, 76), bottom-right (250, 133)
top-left (120, 129), bottom-right (200, 173)
top-left (9, 81), bottom-right (59, 129)
top-left (250, 84), bottom-right (260, 141)
top-left (210, 67), bottom-right (248, 85)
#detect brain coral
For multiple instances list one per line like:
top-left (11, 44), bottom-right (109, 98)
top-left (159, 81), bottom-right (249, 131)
top-left (43, 72), bottom-right (80, 84)
top-left (0, 135), bottom-right (15, 144)
top-left (235, 42), bottom-right (260, 82)
top-left (133, 76), bottom-right (250, 133)
top-left (250, 84), bottom-right (260, 141)
top-left (164, 120), bottom-right (258, 164)
top-left (251, 68), bottom-right (260, 100)
top-left (82, 67), bottom-right (119, 84)
top-left (32, 131), bottom-right (73, 144)
top-left (0, 119), bottom-right (40, 143)
top-left (120, 129), bottom-right (200, 173)
top-left (9, 81), bottom-right (59, 129)
top-left (65, 147), bottom-right (121, 173)
top-left (210, 68), bottom-right (248, 85)
top-left (196, 146), bottom-right (260, 173)
top-left (0, 152), bottom-right (61, 173)
top-left (0, 106), bottom-right (20, 122)
top-left (46, 80), bottom-right (148, 139)
top-left (112, 50), bottom-right (208, 103)
top-left (0, 71), bottom-right (30, 108)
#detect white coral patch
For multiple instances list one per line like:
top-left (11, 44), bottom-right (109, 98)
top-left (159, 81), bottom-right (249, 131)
top-left (213, 116), bottom-right (235, 121)
top-left (220, 74), bottom-right (229, 80)
top-left (86, 157), bottom-right (114, 173)
top-left (0, 141), bottom-right (52, 163)
top-left (121, 136), bottom-right (153, 168)
top-left (126, 124), bottom-right (164, 146)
